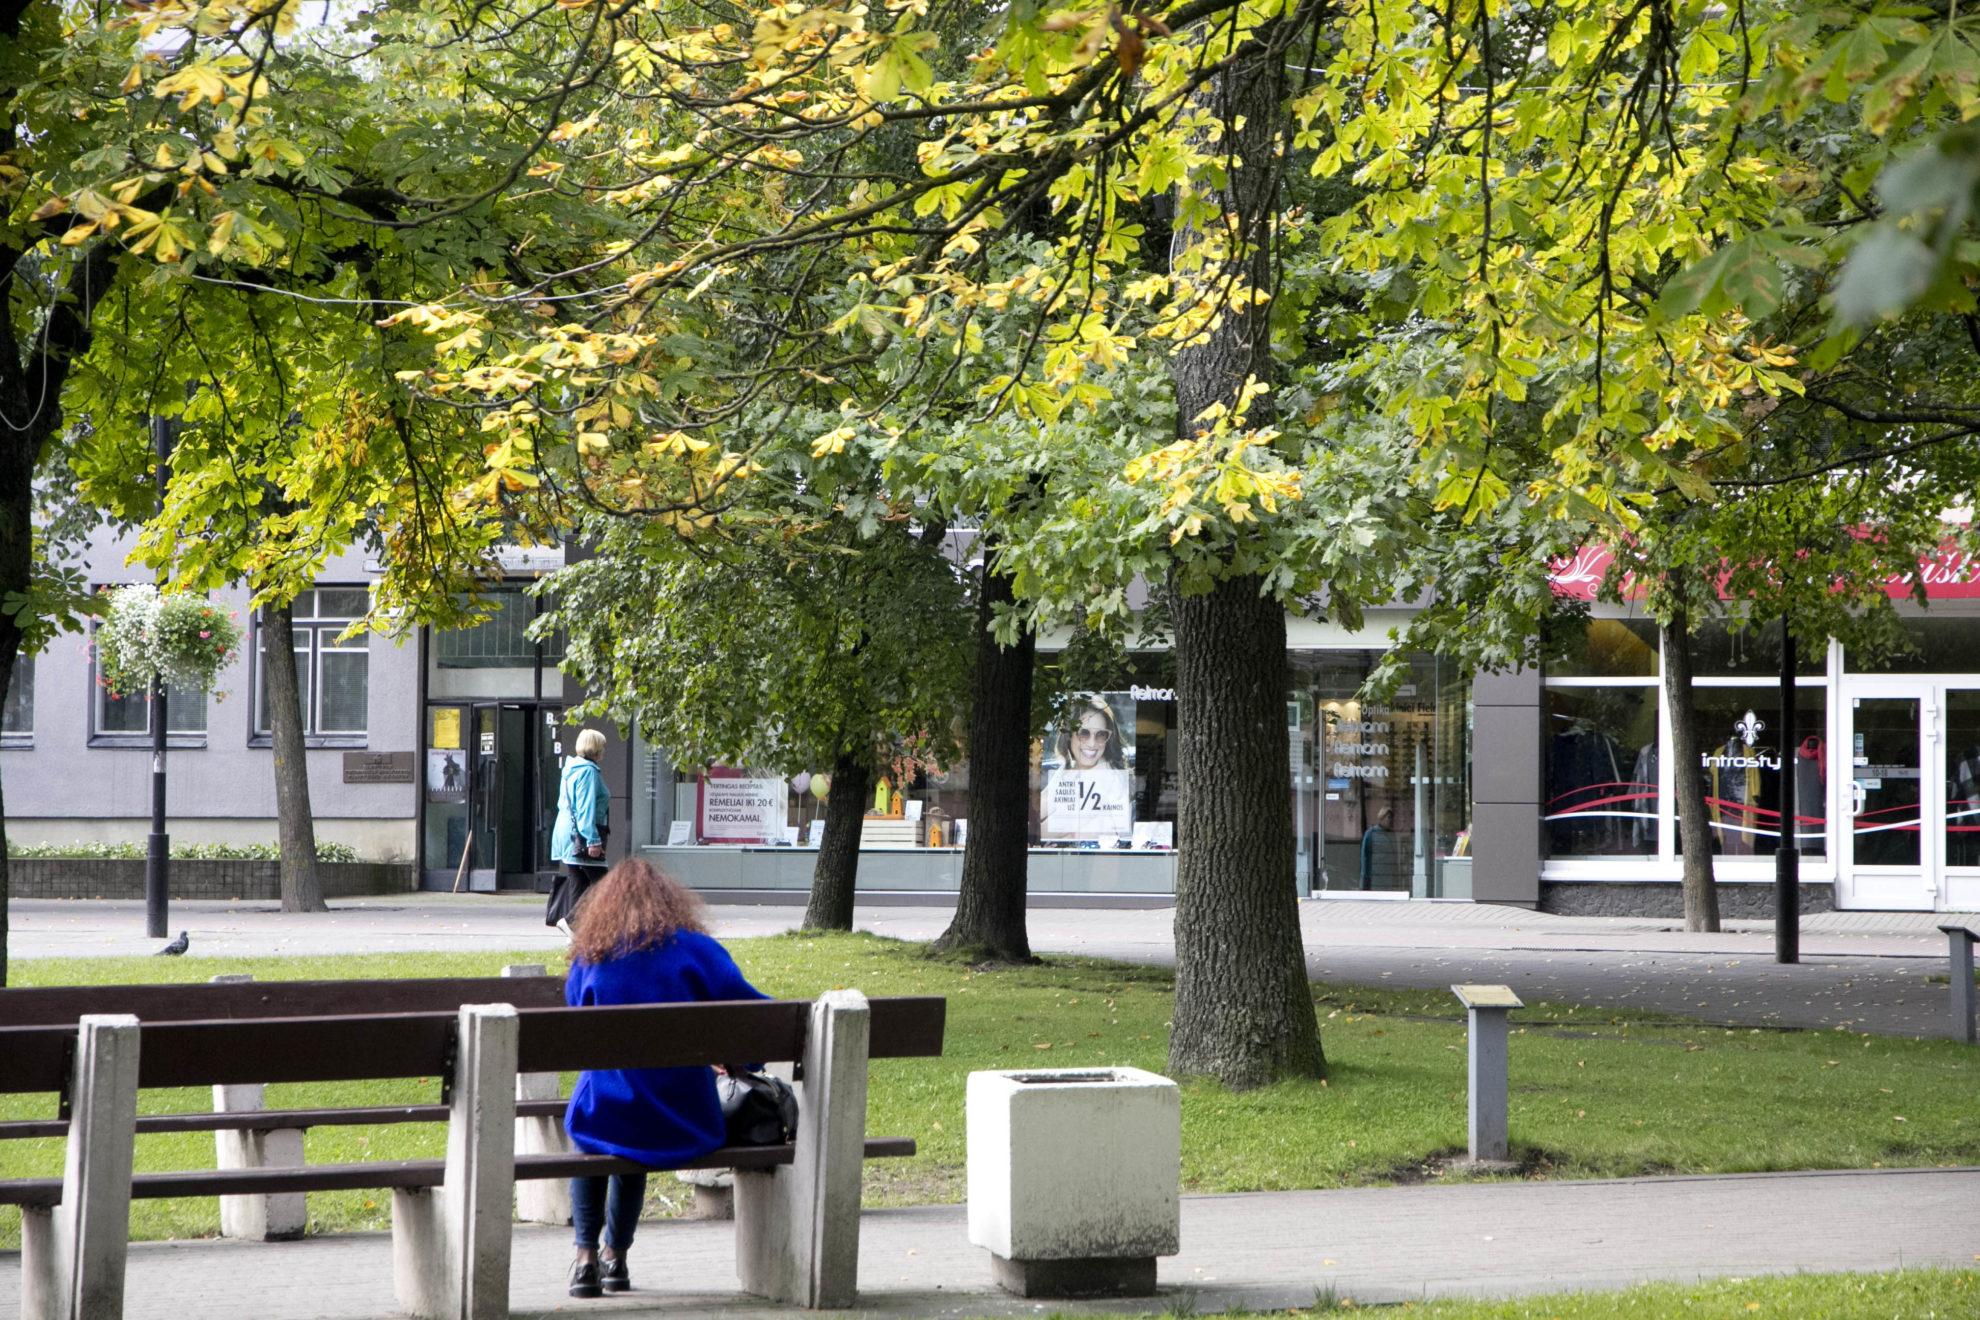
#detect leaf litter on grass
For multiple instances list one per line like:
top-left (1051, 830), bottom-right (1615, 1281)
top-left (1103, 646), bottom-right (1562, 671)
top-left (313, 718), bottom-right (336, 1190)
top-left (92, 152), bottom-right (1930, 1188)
top-left (3, 932), bottom-right (1976, 1247)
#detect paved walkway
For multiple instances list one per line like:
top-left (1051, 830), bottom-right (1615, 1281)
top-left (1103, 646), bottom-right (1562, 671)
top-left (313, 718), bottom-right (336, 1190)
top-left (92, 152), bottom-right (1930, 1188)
top-left (1, 1167), bottom-right (1972, 1319)
top-left (10, 894), bottom-right (1976, 1037)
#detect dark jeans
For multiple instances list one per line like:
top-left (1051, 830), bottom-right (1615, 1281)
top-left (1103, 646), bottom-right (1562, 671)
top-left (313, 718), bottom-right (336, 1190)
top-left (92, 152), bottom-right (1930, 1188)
top-left (571, 1173), bottom-right (646, 1252)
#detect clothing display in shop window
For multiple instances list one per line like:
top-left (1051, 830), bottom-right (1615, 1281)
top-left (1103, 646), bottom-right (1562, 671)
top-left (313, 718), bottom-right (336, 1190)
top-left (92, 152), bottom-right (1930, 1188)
top-left (1795, 736), bottom-right (1827, 854)
top-left (1706, 740), bottom-right (1765, 856)
top-left (1630, 742), bottom-right (1658, 851)
top-left (1950, 744), bottom-right (1980, 867)
top-left (1549, 725), bottom-right (1626, 854)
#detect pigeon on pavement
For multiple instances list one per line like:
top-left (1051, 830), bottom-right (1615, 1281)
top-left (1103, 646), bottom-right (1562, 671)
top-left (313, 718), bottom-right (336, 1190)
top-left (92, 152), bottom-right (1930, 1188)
top-left (155, 930), bottom-right (189, 956)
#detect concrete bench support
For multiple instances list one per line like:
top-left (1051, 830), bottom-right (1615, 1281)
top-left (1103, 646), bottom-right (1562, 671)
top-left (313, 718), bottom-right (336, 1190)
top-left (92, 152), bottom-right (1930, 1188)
top-left (21, 1014), bottom-right (141, 1320)
top-left (501, 965), bottom-right (573, 1225)
top-left (208, 974), bottom-right (306, 1240)
top-left (1942, 926), bottom-right (1976, 1044)
top-left (393, 1004), bottom-right (519, 1320)
top-left (734, 989), bottom-right (869, 1308)
top-left (1453, 984), bottom-right (1522, 1165)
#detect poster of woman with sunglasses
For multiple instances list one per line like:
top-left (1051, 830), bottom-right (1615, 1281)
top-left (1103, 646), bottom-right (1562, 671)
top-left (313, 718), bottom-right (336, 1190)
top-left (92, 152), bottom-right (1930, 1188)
top-left (1040, 693), bottom-right (1135, 843)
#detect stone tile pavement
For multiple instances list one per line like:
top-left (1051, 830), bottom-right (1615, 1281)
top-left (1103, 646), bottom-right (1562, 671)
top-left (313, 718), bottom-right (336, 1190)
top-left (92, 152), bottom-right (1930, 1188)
top-left (1, 1167), bottom-right (1972, 1320)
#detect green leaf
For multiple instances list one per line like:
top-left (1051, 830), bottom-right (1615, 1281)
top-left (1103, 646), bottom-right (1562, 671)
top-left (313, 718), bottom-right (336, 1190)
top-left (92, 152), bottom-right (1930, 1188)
top-left (1833, 228), bottom-right (1941, 324)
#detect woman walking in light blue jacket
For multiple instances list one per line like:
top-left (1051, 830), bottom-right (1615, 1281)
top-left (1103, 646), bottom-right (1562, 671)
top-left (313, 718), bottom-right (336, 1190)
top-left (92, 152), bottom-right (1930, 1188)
top-left (547, 728), bottom-right (610, 929)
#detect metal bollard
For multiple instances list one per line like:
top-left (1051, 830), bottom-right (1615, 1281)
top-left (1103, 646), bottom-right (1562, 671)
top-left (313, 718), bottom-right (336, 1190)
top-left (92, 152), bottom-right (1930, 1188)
top-left (1940, 926), bottom-right (1976, 1044)
top-left (1452, 984), bottom-right (1523, 1164)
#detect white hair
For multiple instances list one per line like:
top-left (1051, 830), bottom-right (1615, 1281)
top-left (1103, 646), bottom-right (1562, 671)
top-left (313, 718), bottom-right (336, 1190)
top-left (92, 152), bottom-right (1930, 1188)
top-left (574, 728), bottom-right (606, 761)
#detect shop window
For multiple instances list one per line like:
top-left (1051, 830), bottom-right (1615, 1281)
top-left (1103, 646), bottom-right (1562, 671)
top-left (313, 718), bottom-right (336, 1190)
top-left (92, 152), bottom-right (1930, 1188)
top-left (1845, 617), bottom-right (1980, 674)
top-left (1691, 619), bottom-right (1826, 678)
top-left (254, 589), bottom-right (369, 740)
top-left (1544, 687), bottom-right (1659, 857)
top-left (1550, 619), bottom-right (1658, 678)
top-left (1948, 691), bottom-right (1980, 869)
top-left (1681, 687), bottom-right (1828, 859)
top-left (436, 588), bottom-right (565, 669)
top-left (2, 653), bottom-right (31, 742)
top-left (1298, 650), bottom-right (1470, 895)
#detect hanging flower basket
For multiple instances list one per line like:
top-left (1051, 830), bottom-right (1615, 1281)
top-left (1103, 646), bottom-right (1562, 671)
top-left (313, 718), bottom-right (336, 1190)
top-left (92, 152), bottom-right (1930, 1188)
top-left (95, 585), bottom-right (242, 699)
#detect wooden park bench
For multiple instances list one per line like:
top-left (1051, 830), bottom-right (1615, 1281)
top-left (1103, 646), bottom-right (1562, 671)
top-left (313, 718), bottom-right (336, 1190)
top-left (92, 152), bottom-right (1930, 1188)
top-left (0, 968), bottom-right (575, 1236)
top-left (0, 989), bottom-right (945, 1320)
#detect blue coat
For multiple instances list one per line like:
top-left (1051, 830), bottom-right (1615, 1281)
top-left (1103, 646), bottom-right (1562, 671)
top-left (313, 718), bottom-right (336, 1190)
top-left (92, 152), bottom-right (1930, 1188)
top-left (563, 930), bottom-right (769, 1166)
top-left (551, 757), bottom-right (610, 865)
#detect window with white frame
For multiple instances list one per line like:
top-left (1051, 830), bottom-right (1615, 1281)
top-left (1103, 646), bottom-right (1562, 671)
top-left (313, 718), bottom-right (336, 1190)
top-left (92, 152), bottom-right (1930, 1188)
top-left (2, 652), bottom-right (32, 740)
top-left (1544, 616), bottom-right (1833, 870)
top-left (255, 588), bottom-right (369, 739)
top-left (1543, 619), bottom-right (1661, 859)
top-left (95, 673), bottom-right (207, 736)
top-left (1686, 619), bottom-right (1828, 862)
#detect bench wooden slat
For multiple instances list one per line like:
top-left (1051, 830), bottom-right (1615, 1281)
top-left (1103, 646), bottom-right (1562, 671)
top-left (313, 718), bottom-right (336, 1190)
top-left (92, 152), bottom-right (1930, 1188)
top-left (0, 1098), bottom-right (572, 1141)
top-left (868, 995), bottom-right (947, 1058)
top-left (0, 977), bottom-right (567, 1029)
top-left (514, 1000), bottom-right (809, 1074)
top-left (136, 1013), bottom-right (461, 1088)
top-left (0, 1137), bottom-right (918, 1207)
top-left (0, 995), bottom-right (947, 1096)
top-left (512, 996), bottom-right (948, 1073)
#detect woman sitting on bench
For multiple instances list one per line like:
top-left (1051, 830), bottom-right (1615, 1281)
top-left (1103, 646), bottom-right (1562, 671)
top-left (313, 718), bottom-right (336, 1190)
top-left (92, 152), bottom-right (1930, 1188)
top-left (562, 857), bottom-right (768, 1298)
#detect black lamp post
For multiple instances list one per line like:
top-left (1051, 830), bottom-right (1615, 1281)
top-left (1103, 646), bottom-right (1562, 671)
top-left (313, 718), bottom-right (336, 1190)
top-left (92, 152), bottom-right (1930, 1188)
top-left (144, 414), bottom-right (173, 940)
top-left (1775, 624), bottom-right (1799, 964)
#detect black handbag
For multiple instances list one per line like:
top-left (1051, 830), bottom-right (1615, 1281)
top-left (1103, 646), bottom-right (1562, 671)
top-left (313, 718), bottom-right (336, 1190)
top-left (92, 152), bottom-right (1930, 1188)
top-left (718, 1070), bottom-right (800, 1146)
top-left (543, 861), bottom-right (601, 928)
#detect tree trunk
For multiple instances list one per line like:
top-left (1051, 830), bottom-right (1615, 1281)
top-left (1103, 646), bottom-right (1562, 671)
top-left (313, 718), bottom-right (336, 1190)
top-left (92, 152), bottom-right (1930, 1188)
top-left (804, 749), bottom-right (870, 931)
top-left (0, 237), bottom-right (124, 983)
top-left (1168, 573), bottom-right (1324, 1085)
top-left (933, 550), bottom-right (1037, 962)
top-left (0, 450), bottom-right (22, 989)
top-left (1662, 603), bottom-right (1720, 932)
top-left (263, 600), bottom-right (326, 913)
top-left (1162, 40), bottom-right (1324, 1088)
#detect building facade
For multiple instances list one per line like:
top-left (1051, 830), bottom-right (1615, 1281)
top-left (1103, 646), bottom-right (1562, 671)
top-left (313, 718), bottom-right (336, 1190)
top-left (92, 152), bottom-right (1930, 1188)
top-left (8, 530), bottom-right (1978, 915)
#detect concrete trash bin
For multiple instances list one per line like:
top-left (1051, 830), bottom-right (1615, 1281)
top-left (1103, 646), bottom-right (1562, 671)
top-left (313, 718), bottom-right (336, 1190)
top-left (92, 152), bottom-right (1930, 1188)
top-left (966, 1066), bottom-right (1180, 1298)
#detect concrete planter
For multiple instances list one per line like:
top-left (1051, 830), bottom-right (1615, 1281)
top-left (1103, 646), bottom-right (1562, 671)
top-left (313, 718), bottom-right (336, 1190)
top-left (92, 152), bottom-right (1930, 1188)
top-left (966, 1066), bottom-right (1179, 1298)
top-left (9, 858), bottom-right (415, 901)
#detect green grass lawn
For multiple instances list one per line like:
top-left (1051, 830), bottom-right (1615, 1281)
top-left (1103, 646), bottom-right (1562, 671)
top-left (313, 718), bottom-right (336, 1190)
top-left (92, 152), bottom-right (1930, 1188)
top-left (2, 933), bottom-right (1975, 1248)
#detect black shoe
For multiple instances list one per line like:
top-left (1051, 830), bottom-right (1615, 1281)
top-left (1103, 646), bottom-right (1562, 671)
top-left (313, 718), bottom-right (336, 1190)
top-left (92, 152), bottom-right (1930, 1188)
top-left (569, 1258), bottom-right (602, 1299)
top-left (600, 1254), bottom-right (630, 1293)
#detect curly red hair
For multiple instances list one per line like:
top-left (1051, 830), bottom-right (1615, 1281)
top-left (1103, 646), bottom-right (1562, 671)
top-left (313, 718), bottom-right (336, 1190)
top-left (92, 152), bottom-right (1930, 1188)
top-left (568, 856), bottom-right (709, 965)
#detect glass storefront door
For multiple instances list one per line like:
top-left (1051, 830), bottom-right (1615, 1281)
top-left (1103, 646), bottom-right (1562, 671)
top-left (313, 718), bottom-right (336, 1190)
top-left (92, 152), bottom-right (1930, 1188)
top-left (1944, 687), bottom-right (1980, 911)
top-left (1844, 688), bottom-right (1926, 909)
top-left (421, 700), bottom-right (563, 890)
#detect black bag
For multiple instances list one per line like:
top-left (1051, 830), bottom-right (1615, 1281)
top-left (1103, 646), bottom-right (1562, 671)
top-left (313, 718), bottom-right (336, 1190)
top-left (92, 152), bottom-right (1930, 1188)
top-left (543, 862), bottom-right (601, 928)
top-left (718, 1071), bottom-right (800, 1146)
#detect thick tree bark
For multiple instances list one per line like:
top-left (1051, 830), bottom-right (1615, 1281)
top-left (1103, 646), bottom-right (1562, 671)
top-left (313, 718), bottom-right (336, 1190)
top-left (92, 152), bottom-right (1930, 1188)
top-left (932, 551), bottom-right (1037, 962)
top-left (263, 600), bottom-right (326, 913)
top-left (0, 237), bottom-right (126, 984)
top-left (804, 749), bottom-right (871, 931)
top-left (1663, 601), bottom-right (1721, 932)
top-left (1162, 44), bottom-right (1324, 1087)
top-left (1168, 573), bottom-right (1325, 1085)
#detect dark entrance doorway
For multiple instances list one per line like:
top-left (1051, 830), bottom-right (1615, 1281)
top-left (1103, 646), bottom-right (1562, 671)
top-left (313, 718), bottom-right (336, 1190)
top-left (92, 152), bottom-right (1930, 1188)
top-left (421, 701), bottom-right (565, 891)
